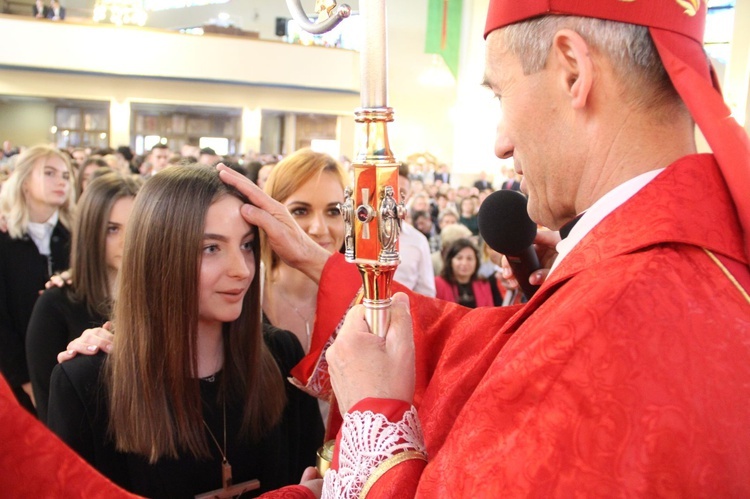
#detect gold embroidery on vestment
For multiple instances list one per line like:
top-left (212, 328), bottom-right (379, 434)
top-left (703, 248), bottom-right (750, 304)
top-left (675, 0), bottom-right (700, 16)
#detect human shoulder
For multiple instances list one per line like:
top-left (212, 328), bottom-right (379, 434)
top-left (34, 285), bottom-right (75, 311)
top-left (434, 276), bottom-right (454, 299)
top-left (52, 351), bottom-right (107, 397)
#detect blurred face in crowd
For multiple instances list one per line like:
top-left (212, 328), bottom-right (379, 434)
top-left (72, 149), bottom-right (87, 167)
top-left (437, 195), bottom-right (448, 211)
top-left (439, 212), bottom-right (458, 229)
top-left (460, 197), bottom-right (475, 216)
top-left (199, 153), bottom-right (221, 166)
top-left (451, 246), bottom-right (477, 284)
top-left (257, 164), bottom-right (273, 190)
top-left (414, 214), bottom-right (433, 236)
top-left (24, 155), bottom-right (71, 212)
top-left (150, 147), bottom-right (171, 174)
top-left (80, 162), bottom-right (100, 192)
top-left (411, 195), bottom-right (429, 213)
top-left (105, 196), bottom-right (135, 272)
top-left (284, 171), bottom-right (345, 253)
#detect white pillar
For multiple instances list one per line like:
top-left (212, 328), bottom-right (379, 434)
top-left (109, 99), bottom-right (130, 148)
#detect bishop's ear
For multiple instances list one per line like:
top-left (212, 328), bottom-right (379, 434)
top-left (551, 29), bottom-right (593, 110)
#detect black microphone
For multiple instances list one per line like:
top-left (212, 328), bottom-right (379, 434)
top-left (477, 190), bottom-right (540, 300)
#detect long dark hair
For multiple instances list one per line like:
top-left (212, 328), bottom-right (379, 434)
top-left (107, 165), bottom-right (285, 462)
top-left (440, 238), bottom-right (480, 285)
top-left (70, 171), bottom-right (141, 317)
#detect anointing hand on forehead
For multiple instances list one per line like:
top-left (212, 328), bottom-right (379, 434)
top-left (326, 293), bottom-right (416, 414)
top-left (217, 164), bottom-right (331, 284)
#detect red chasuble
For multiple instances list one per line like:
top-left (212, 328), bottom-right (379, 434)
top-left (0, 375), bottom-right (141, 498)
top-left (311, 155), bottom-right (750, 497)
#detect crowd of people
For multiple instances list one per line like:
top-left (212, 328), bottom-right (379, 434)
top-left (0, 137), bottom-right (522, 497)
top-left (1, 0), bottom-right (748, 495)
top-left (31, 0), bottom-right (65, 20)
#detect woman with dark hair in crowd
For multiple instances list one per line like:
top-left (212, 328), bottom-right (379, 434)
top-left (0, 145), bottom-right (75, 413)
top-left (26, 171), bottom-right (141, 423)
top-left (435, 238), bottom-right (501, 308)
top-left (47, 165), bottom-right (323, 497)
top-left (76, 157), bottom-right (110, 197)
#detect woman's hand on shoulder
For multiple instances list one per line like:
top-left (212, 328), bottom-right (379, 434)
top-left (40, 270), bottom-right (73, 294)
top-left (57, 322), bottom-right (114, 363)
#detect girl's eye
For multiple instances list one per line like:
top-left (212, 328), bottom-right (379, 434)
top-left (107, 225), bottom-right (120, 234)
top-left (203, 244), bottom-right (219, 254)
top-left (241, 241), bottom-right (255, 252)
top-left (290, 208), bottom-right (307, 217)
top-left (328, 207), bottom-right (341, 216)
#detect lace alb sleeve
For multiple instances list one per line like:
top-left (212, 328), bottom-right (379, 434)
top-left (322, 405), bottom-right (427, 499)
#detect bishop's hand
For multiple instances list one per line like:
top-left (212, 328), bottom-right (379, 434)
top-left (217, 164), bottom-right (331, 284)
top-left (327, 292), bottom-right (415, 414)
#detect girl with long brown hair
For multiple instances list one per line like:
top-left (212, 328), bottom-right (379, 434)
top-left (26, 171), bottom-right (141, 423)
top-left (47, 165), bottom-right (323, 498)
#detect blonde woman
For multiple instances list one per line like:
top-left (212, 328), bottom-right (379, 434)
top-left (0, 145), bottom-right (75, 413)
top-left (261, 148), bottom-right (347, 353)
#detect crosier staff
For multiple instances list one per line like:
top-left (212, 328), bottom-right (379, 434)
top-left (285, 0), bottom-right (404, 479)
top-left (285, 0), bottom-right (404, 338)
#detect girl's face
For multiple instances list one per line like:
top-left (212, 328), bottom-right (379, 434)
top-left (24, 155), bottom-right (71, 209)
top-left (81, 163), bottom-right (99, 192)
top-left (198, 195), bottom-right (256, 328)
top-left (105, 196), bottom-right (135, 272)
top-left (283, 171), bottom-right (345, 253)
top-left (460, 198), bottom-right (475, 215)
top-left (451, 247), bottom-right (477, 284)
top-left (439, 213), bottom-right (458, 228)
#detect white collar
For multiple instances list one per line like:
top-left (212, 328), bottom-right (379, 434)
top-left (549, 168), bottom-right (665, 275)
top-left (27, 211), bottom-right (59, 256)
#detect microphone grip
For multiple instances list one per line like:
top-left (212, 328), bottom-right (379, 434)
top-left (506, 245), bottom-right (541, 300)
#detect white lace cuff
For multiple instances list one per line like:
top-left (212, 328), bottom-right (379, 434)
top-left (322, 406), bottom-right (426, 499)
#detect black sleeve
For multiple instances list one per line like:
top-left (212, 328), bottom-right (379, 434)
top-left (263, 324), bottom-right (325, 477)
top-left (47, 354), bottom-right (130, 487)
top-left (26, 288), bottom-right (70, 424)
top-left (0, 241), bottom-right (28, 388)
top-left (47, 355), bottom-right (102, 464)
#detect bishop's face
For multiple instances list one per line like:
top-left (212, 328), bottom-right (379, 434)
top-left (483, 29), bottom-right (584, 230)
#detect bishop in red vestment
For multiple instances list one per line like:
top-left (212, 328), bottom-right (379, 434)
top-left (270, 0), bottom-right (750, 497)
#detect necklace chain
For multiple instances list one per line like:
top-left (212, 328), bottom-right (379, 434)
top-left (202, 397), bottom-right (232, 489)
top-left (275, 289), bottom-right (315, 350)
